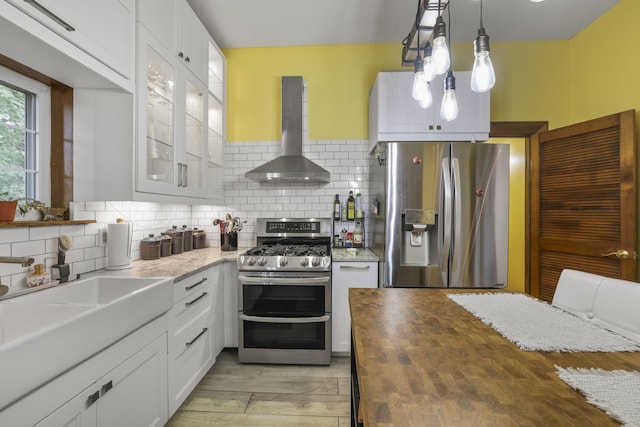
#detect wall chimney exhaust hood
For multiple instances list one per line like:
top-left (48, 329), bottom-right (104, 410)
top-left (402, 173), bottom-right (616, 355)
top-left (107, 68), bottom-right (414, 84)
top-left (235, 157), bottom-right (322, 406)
top-left (245, 76), bottom-right (330, 183)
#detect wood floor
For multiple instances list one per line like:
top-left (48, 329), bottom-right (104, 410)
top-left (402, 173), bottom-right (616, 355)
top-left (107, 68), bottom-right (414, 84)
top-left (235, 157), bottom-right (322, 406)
top-left (167, 350), bottom-right (351, 426)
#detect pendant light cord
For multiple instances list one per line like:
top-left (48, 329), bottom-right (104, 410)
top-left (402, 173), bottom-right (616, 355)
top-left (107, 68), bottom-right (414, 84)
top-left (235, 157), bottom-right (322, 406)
top-left (447, 0), bottom-right (452, 69)
top-left (480, 0), bottom-right (484, 28)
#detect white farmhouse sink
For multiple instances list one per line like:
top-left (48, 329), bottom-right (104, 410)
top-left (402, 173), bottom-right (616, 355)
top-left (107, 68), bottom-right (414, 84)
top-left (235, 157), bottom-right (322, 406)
top-left (0, 276), bottom-right (173, 411)
top-left (13, 276), bottom-right (170, 305)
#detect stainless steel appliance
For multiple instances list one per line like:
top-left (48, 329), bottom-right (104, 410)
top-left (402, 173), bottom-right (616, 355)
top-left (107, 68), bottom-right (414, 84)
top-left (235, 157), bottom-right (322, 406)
top-left (370, 141), bottom-right (509, 288)
top-left (237, 218), bottom-right (332, 365)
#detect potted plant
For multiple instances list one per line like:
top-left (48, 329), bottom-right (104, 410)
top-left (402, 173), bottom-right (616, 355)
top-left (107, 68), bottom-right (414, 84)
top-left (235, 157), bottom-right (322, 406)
top-left (0, 192), bottom-right (18, 222)
top-left (15, 198), bottom-right (46, 221)
top-left (0, 193), bottom-right (47, 222)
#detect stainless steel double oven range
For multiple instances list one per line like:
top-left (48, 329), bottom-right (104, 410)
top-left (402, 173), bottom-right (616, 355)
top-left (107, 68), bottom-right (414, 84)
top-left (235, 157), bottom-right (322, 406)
top-left (237, 218), bottom-right (332, 365)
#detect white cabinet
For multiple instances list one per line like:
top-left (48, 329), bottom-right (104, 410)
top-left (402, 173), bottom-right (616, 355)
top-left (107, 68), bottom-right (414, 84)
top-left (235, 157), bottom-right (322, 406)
top-left (136, 26), bottom-right (207, 198)
top-left (6, 0), bottom-right (134, 81)
top-left (223, 261), bottom-right (239, 348)
top-left (206, 38), bottom-right (226, 204)
top-left (37, 334), bottom-right (168, 427)
top-left (167, 265), bottom-right (222, 416)
top-left (137, 0), bottom-right (208, 84)
top-left (368, 71), bottom-right (489, 152)
top-left (1, 315), bottom-right (168, 427)
top-left (331, 261), bottom-right (378, 353)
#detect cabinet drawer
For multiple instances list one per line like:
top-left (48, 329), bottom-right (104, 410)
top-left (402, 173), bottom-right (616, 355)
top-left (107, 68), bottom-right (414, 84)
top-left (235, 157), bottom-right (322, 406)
top-left (173, 269), bottom-right (211, 303)
top-left (168, 287), bottom-right (213, 351)
top-left (168, 325), bottom-right (213, 415)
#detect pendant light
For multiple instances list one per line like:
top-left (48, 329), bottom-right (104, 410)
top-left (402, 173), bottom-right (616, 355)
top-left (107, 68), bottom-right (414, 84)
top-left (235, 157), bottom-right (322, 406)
top-left (441, 71), bottom-right (458, 121)
top-left (411, 13), bottom-right (433, 109)
top-left (422, 42), bottom-right (436, 83)
top-left (470, 0), bottom-right (496, 92)
top-left (440, 7), bottom-right (457, 121)
top-left (432, 0), bottom-right (450, 75)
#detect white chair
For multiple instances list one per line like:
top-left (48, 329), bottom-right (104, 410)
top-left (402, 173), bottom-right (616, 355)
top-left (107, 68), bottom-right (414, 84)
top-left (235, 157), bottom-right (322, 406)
top-left (551, 269), bottom-right (605, 319)
top-left (592, 277), bottom-right (640, 343)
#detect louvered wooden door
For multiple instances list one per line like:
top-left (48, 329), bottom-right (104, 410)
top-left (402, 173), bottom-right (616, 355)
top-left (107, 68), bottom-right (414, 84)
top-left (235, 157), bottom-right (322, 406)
top-left (531, 110), bottom-right (636, 302)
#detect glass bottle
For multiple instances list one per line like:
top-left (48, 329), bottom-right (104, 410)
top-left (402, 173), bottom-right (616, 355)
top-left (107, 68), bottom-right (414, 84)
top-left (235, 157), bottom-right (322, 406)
top-left (347, 191), bottom-right (356, 220)
top-left (340, 203), bottom-right (347, 220)
top-left (355, 192), bottom-right (363, 220)
top-left (333, 194), bottom-right (341, 220)
top-left (353, 221), bottom-right (363, 247)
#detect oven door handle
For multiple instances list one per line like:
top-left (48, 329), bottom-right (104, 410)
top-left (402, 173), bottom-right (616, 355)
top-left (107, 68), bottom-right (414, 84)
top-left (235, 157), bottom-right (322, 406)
top-left (239, 314), bottom-right (330, 324)
top-left (238, 276), bottom-right (330, 285)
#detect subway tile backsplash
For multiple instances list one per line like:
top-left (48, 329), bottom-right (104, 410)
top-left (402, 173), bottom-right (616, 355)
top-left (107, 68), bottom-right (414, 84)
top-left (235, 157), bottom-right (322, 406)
top-left (0, 139), bottom-right (371, 292)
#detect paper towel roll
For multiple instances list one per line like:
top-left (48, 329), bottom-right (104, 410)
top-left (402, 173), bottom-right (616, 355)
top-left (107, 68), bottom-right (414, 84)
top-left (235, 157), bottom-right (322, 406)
top-left (106, 222), bottom-right (132, 270)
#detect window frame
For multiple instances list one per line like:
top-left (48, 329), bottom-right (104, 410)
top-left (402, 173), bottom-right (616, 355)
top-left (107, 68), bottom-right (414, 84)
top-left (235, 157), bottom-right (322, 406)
top-left (0, 65), bottom-right (51, 205)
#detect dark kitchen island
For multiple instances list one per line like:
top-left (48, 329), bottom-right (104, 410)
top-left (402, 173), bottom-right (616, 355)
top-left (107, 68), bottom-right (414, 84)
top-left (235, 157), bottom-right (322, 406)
top-left (349, 288), bottom-right (640, 426)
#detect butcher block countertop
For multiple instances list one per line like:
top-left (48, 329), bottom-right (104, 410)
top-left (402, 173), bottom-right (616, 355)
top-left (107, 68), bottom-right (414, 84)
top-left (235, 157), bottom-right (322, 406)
top-left (349, 288), bottom-right (640, 427)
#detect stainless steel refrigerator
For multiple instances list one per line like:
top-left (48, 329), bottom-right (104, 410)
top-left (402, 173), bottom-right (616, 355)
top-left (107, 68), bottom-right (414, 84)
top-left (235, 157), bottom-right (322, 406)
top-left (369, 141), bottom-right (509, 288)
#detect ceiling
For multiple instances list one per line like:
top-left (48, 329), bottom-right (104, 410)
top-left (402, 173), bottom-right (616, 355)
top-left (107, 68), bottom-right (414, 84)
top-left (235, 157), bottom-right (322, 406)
top-left (187, 0), bottom-right (620, 49)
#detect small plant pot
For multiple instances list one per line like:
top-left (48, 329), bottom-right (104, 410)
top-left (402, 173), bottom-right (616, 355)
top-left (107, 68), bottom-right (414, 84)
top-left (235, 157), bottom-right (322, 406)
top-left (0, 201), bottom-right (17, 222)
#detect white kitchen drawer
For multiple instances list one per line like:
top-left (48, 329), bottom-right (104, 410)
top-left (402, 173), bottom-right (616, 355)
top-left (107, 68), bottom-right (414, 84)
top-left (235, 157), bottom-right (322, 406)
top-left (168, 286), bottom-right (213, 352)
top-left (173, 269), bottom-right (211, 303)
top-left (168, 324), bottom-right (213, 416)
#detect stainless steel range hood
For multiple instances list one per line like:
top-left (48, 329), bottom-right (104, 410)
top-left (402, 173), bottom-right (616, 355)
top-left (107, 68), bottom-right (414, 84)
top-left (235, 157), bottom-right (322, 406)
top-left (245, 76), bottom-right (330, 183)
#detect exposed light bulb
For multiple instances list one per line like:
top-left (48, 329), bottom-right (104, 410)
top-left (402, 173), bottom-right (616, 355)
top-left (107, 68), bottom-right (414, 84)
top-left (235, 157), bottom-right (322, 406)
top-left (418, 83), bottom-right (433, 109)
top-left (432, 16), bottom-right (450, 75)
top-left (440, 71), bottom-right (458, 121)
top-left (422, 42), bottom-right (436, 82)
top-left (471, 28), bottom-right (496, 92)
top-left (411, 56), bottom-right (431, 108)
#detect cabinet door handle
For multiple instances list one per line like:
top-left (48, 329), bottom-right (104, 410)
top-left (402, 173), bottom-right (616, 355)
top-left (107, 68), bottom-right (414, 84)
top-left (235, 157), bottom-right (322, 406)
top-left (340, 265), bottom-right (370, 270)
top-left (185, 277), bottom-right (207, 291)
top-left (177, 162), bottom-right (183, 187)
top-left (182, 163), bottom-right (188, 187)
top-left (185, 291), bottom-right (207, 307)
top-left (87, 390), bottom-right (100, 406)
top-left (186, 327), bottom-right (208, 347)
top-left (24, 0), bottom-right (75, 31)
top-left (101, 380), bottom-right (113, 395)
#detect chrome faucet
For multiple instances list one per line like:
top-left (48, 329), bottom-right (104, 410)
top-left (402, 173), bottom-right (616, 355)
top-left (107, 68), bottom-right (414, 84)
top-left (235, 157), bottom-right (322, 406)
top-left (0, 257), bottom-right (35, 267)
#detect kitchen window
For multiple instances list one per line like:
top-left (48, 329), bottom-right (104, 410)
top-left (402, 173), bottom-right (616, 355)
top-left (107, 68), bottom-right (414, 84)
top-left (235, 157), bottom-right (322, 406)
top-left (0, 65), bottom-right (50, 203)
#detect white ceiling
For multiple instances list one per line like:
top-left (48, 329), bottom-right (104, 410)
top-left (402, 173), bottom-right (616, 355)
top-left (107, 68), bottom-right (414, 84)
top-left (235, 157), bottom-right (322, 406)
top-left (187, 0), bottom-right (620, 49)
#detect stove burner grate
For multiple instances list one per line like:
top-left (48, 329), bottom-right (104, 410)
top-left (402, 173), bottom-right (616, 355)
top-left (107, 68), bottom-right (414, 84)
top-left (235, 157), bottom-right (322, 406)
top-left (246, 244), bottom-right (329, 257)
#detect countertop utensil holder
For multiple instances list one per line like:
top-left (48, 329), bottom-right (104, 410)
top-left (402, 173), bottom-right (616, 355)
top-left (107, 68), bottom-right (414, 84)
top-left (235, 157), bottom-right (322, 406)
top-left (220, 232), bottom-right (238, 251)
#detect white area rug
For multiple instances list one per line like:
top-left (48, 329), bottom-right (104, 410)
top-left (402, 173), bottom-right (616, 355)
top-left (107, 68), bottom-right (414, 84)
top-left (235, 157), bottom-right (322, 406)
top-left (556, 366), bottom-right (640, 426)
top-left (447, 293), bottom-right (640, 352)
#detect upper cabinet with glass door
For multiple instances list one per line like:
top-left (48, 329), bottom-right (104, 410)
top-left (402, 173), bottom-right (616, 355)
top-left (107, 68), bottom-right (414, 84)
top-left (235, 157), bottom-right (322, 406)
top-left (207, 39), bottom-right (225, 203)
top-left (136, 26), bottom-right (206, 198)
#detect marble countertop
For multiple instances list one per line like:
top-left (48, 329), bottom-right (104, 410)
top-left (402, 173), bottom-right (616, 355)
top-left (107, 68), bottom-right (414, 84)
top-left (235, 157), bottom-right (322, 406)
top-left (92, 247), bottom-right (248, 283)
top-left (332, 248), bottom-right (379, 262)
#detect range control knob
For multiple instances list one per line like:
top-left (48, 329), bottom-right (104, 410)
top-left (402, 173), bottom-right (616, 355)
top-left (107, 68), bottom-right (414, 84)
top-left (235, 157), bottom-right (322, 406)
top-left (246, 256), bottom-right (256, 266)
top-left (322, 256), bottom-right (330, 267)
top-left (257, 256), bottom-right (267, 266)
top-left (311, 257), bottom-right (321, 267)
top-left (279, 257), bottom-right (288, 267)
top-left (300, 258), bottom-right (309, 267)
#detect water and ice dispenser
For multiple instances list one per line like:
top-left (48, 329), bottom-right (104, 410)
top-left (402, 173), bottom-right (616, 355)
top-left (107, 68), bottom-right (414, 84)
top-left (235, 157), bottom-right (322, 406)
top-left (402, 209), bottom-right (437, 266)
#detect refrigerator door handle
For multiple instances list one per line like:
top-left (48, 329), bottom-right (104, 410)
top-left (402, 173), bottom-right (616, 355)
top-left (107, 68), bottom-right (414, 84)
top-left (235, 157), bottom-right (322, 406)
top-left (451, 157), bottom-right (463, 282)
top-left (441, 157), bottom-right (452, 273)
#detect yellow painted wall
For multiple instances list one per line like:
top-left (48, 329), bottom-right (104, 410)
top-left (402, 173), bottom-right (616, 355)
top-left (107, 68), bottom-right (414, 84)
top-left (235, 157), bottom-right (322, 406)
top-left (568, 0), bottom-right (640, 131)
top-left (224, 41), bottom-right (571, 142)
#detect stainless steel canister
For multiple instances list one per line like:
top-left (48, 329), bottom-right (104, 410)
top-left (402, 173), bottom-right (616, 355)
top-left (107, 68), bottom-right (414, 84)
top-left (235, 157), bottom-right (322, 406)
top-left (166, 226), bottom-right (184, 254)
top-left (182, 225), bottom-right (193, 251)
top-left (140, 234), bottom-right (161, 260)
top-left (193, 227), bottom-right (207, 249)
top-left (160, 232), bottom-right (172, 257)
